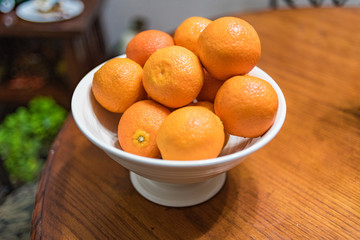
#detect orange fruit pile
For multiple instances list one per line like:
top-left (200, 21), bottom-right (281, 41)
top-left (174, 16), bottom-right (211, 56)
top-left (198, 17), bottom-right (261, 80)
top-left (157, 106), bottom-right (224, 160)
top-left (92, 58), bottom-right (145, 113)
top-left (143, 45), bottom-right (204, 108)
top-left (214, 75), bottom-right (278, 138)
top-left (126, 30), bottom-right (174, 67)
top-left (118, 100), bottom-right (170, 158)
top-left (91, 15), bottom-right (279, 161)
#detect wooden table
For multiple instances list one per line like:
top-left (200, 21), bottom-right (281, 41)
top-left (31, 7), bottom-right (360, 239)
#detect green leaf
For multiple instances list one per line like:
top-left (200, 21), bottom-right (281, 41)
top-left (0, 96), bottom-right (67, 183)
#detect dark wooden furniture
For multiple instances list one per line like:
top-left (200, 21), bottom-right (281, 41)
top-left (31, 7), bottom-right (360, 239)
top-left (269, 0), bottom-right (349, 8)
top-left (0, 0), bottom-right (105, 109)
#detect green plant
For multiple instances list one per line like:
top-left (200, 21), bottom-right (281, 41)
top-left (0, 96), bottom-right (67, 183)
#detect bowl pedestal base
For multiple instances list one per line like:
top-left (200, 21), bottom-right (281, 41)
top-left (130, 172), bottom-right (226, 207)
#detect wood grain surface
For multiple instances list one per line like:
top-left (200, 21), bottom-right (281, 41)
top-left (31, 7), bottom-right (360, 239)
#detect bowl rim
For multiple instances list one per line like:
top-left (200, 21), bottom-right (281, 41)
top-left (71, 55), bottom-right (286, 168)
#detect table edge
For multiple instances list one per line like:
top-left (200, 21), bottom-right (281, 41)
top-left (30, 115), bottom-right (74, 239)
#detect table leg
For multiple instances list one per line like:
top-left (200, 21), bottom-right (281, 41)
top-left (63, 37), bottom-right (86, 92)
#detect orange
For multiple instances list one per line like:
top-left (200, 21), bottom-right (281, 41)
top-left (143, 46), bottom-right (204, 108)
top-left (173, 16), bottom-right (212, 56)
top-left (189, 101), bottom-right (230, 148)
top-left (214, 75), bottom-right (278, 138)
top-left (126, 30), bottom-right (174, 67)
top-left (156, 106), bottom-right (225, 160)
top-left (196, 69), bottom-right (224, 102)
top-left (118, 100), bottom-right (171, 158)
top-left (198, 17), bottom-right (261, 80)
top-left (189, 100), bottom-right (215, 112)
top-left (92, 57), bottom-right (145, 113)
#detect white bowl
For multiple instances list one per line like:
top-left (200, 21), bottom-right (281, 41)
top-left (71, 55), bottom-right (286, 207)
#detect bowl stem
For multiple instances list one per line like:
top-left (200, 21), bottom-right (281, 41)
top-left (130, 171), bottom-right (227, 207)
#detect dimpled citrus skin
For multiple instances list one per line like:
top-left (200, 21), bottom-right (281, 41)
top-left (189, 101), bottom-right (230, 148)
top-left (143, 46), bottom-right (204, 108)
top-left (188, 100), bottom-right (215, 112)
top-left (214, 75), bottom-right (278, 138)
top-left (198, 17), bottom-right (261, 80)
top-left (196, 69), bottom-right (224, 102)
top-left (156, 106), bottom-right (225, 160)
top-left (92, 58), bottom-right (145, 113)
top-left (126, 30), bottom-right (174, 67)
top-left (174, 16), bottom-right (212, 56)
top-left (118, 100), bottom-right (170, 158)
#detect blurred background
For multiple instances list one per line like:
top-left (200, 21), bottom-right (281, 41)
top-left (0, 0), bottom-right (359, 239)
top-left (99, 0), bottom-right (359, 56)
top-left (103, 0), bottom-right (268, 55)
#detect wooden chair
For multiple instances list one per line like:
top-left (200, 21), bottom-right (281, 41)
top-left (270, 0), bottom-right (349, 8)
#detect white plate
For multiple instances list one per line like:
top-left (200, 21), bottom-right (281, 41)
top-left (16, 0), bottom-right (84, 23)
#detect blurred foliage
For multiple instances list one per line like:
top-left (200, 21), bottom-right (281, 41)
top-left (0, 96), bottom-right (67, 183)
